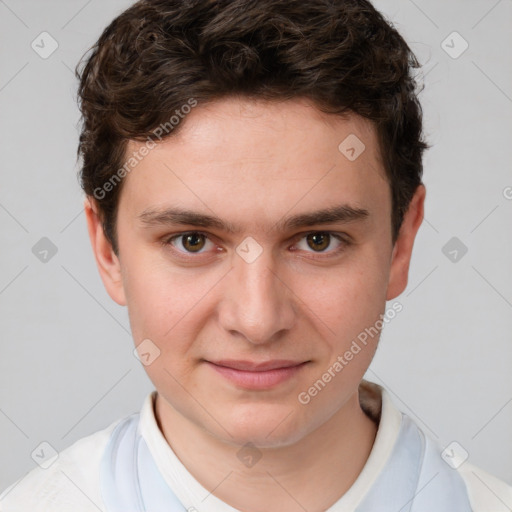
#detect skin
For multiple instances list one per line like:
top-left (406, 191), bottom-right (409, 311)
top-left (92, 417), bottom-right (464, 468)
top-left (85, 96), bottom-right (425, 512)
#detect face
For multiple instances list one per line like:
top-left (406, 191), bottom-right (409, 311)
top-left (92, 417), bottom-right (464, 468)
top-left (86, 97), bottom-right (424, 448)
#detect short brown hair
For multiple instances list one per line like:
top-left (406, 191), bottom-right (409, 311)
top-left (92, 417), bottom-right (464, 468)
top-left (77, 0), bottom-right (427, 255)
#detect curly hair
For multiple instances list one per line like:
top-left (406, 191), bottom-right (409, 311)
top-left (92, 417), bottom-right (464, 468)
top-left (76, 0), bottom-right (427, 255)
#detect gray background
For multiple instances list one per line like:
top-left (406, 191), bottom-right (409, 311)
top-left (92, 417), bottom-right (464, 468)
top-left (1, 0), bottom-right (511, 493)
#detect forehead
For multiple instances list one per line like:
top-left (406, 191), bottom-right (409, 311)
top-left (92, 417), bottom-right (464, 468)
top-left (119, 97), bottom-right (390, 232)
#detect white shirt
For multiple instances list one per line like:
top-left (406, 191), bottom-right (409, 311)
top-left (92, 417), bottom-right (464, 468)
top-left (1, 380), bottom-right (511, 511)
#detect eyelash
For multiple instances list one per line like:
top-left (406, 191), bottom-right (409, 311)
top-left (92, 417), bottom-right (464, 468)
top-left (161, 231), bottom-right (351, 261)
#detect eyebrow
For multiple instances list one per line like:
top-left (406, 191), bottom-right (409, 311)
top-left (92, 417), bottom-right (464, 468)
top-left (138, 204), bottom-right (370, 234)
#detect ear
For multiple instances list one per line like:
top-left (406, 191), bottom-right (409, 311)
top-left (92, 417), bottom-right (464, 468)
top-left (84, 196), bottom-right (126, 306)
top-left (386, 184), bottom-right (426, 300)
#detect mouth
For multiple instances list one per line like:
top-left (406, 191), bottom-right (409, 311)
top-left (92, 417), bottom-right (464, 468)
top-left (205, 359), bottom-right (310, 389)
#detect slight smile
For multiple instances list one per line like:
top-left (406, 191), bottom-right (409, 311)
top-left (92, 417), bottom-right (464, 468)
top-left (205, 359), bottom-right (311, 390)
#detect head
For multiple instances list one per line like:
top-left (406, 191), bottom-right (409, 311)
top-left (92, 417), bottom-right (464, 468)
top-left (79, 0), bottom-right (426, 447)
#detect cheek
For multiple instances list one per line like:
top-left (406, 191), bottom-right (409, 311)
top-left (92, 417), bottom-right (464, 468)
top-left (121, 251), bottom-right (215, 351)
top-left (291, 250), bottom-right (390, 343)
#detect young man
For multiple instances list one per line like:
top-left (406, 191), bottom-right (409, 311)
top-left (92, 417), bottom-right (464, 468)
top-left (1, 0), bottom-right (511, 510)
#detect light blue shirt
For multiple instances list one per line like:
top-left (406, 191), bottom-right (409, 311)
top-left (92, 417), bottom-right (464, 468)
top-left (100, 396), bottom-right (472, 511)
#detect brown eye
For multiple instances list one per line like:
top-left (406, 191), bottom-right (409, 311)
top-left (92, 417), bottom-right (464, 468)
top-left (181, 233), bottom-right (206, 252)
top-left (293, 232), bottom-right (348, 257)
top-left (306, 232), bottom-right (331, 251)
top-left (164, 231), bottom-right (215, 254)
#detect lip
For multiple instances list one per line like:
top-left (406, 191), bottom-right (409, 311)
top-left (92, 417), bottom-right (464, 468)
top-left (206, 359), bottom-right (309, 389)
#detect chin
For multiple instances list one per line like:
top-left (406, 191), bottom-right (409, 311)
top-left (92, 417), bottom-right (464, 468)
top-left (214, 401), bottom-right (309, 448)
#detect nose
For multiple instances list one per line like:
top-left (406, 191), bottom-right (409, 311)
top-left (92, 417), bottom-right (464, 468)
top-left (217, 246), bottom-right (296, 345)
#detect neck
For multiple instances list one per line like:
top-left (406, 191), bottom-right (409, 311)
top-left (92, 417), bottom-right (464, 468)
top-left (155, 388), bottom-right (379, 512)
